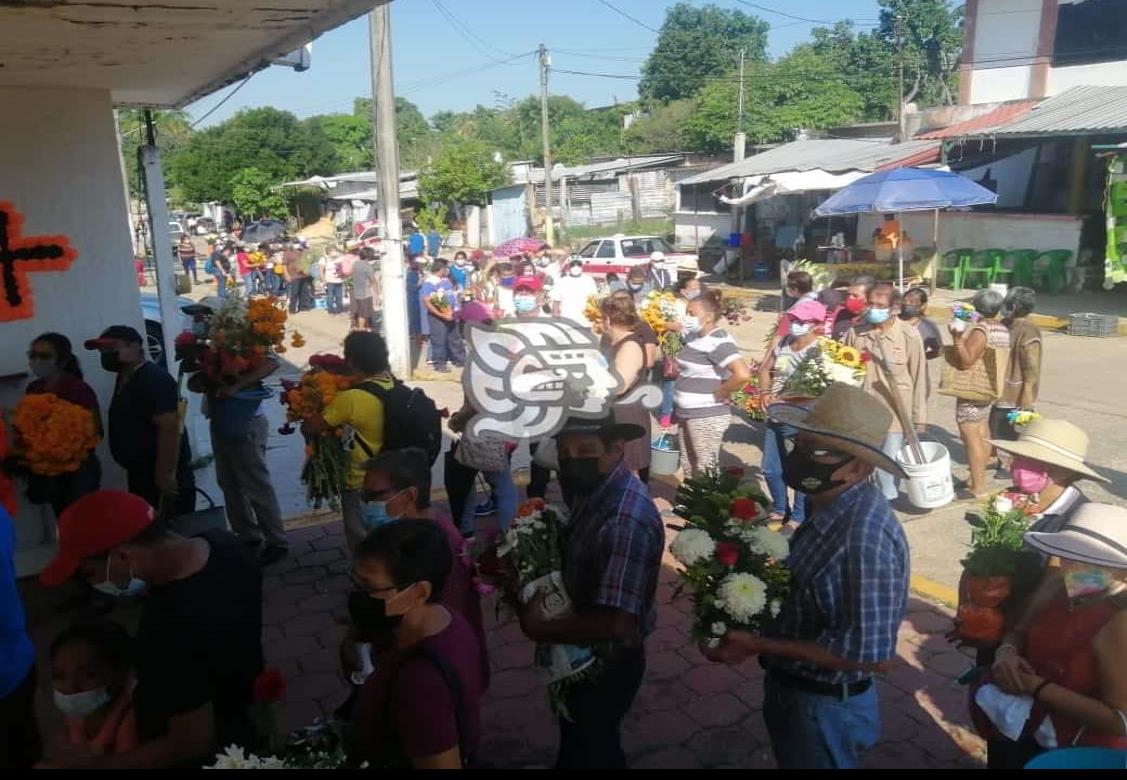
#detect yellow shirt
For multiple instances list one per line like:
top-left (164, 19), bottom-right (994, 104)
top-left (322, 376), bottom-right (394, 489)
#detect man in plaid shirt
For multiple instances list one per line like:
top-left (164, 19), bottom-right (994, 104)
top-left (518, 412), bottom-right (663, 769)
top-left (703, 385), bottom-right (910, 769)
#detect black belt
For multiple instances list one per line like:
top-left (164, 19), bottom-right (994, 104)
top-left (770, 670), bottom-right (872, 700)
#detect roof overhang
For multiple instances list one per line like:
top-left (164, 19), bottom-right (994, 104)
top-left (0, 0), bottom-right (381, 108)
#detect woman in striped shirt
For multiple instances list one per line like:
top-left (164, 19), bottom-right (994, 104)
top-left (674, 291), bottom-right (752, 478)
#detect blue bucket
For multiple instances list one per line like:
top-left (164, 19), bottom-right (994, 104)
top-left (1025, 748), bottom-right (1127, 770)
top-left (209, 385), bottom-right (274, 441)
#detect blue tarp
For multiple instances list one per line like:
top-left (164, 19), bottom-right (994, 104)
top-left (814, 167), bottom-right (998, 216)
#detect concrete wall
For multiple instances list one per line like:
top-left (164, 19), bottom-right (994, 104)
top-left (1050, 59), bottom-right (1127, 93)
top-left (674, 211), bottom-right (730, 249)
top-left (0, 87), bottom-right (141, 569)
top-left (857, 210), bottom-right (1083, 257)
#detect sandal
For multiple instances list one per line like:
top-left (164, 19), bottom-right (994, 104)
top-left (766, 512), bottom-right (787, 523)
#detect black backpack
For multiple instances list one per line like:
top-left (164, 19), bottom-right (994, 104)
top-left (355, 380), bottom-right (443, 465)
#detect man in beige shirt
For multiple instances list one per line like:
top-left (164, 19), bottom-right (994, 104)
top-left (844, 282), bottom-right (927, 501)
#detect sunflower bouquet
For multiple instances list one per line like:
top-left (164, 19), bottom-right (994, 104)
top-left (670, 468), bottom-right (790, 646)
top-left (583, 294), bottom-right (604, 332)
top-left (278, 355), bottom-right (358, 511)
top-left (782, 338), bottom-right (868, 399)
top-left (428, 290), bottom-right (450, 312)
top-left (639, 291), bottom-right (685, 358)
top-left (730, 373), bottom-right (766, 421)
top-left (10, 394), bottom-right (100, 476)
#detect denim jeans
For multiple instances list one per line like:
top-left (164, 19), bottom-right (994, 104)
top-left (763, 673), bottom-right (881, 769)
top-left (660, 379), bottom-right (675, 419)
top-left (762, 420), bottom-right (806, 523)
top-left (214, 272), bottom-right (228, 298)
top-left (427, 313), bottom-right (465, 369)
top-left (443, 444), bottom-right (517, 536)
top-left (325, 282), bottom-right (344, 314)
top-left (874, 431), bottom-right (905, 501)
top-left (556, 649), bottom-right (646, 769)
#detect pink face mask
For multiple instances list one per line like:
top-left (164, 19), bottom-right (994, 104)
top-left (1011, 456), bottom-right (1049, 495)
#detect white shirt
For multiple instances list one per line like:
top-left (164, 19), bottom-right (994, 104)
top-left (320, 256), bottom-right (345, 284)
top-left (551, 273), bottom-right (599, 323)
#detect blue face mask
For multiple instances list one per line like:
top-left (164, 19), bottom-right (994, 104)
top-left (866, 307), bottom-right (891, 325)
top-left (514, 296), bottom-right (538, 314)
top-left (359, 500), bottom-right (399, 530)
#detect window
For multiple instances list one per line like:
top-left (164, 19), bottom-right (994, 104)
top-left (577, 241), bottom-right (600, 258)
top-left (595, 241), bottom-right (616, 259)
top-left (620, 240), bottom-right (648, 257)
top-left (1053, 0), bottom-right (1127, 67)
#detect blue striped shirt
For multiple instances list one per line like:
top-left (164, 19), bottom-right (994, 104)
top-left (766, 482), bottom-right (910, 684)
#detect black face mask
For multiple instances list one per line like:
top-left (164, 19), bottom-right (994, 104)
top-left (782, 447), bottom-right (853, 495)
top-left (558, 457), bottom-right (605, 495)
top-left (100, 351), bottom-right (125, 373)
top-left (348, 588), bottom-right (403, 644)
top-left (900, 306), bottom-right (921, 319)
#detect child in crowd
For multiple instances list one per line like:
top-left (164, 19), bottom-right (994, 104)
top-left (49, 620), bottom-right (138, 757)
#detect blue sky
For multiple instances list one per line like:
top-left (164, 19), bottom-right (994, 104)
top-left (187, 0), bottom-right (885, 126)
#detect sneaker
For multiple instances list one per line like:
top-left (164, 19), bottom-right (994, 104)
top-left (260, 545), bottom-right (289, 567)
top-left (659, 415), bottom-right (672, 429)
top-left (434, 364), bottom-right (451, 373)
top-left (474, 497), bottom-right (496, 517)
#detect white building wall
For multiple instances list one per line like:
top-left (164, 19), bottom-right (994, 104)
top-left (0, 87), bottom-right (141, 570)
top-left (970, 64), bottom-right (1036, 103)
top-left (968, 0), bottom-right (1042, 103)
top-left (674, 211), bottom-right (730, 249)
top-left (1050, 59), bottom-right (1127, 94)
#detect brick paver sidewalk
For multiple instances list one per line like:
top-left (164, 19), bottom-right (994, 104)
top-left (22, 498), bottom-right (986, 769)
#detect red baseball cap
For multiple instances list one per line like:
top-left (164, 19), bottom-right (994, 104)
top-left (39, 490), bottom-right (155, 587)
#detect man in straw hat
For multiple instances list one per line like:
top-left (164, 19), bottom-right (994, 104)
top-left (516, 410), bottom-right (663, 769)
top-left (989, 417), bottom-right (1108, 535)
top-left (971, 503), bottom-right (1127, 767)
top-left (701, 384), bottom-right (910, 769)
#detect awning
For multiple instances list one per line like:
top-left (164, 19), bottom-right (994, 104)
top-left (719, 169), bottom-right (868, 206)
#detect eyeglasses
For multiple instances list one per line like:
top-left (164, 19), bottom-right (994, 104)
top-left (347, 569), bottom-right (398, 596)
top-left (27, 351), bottom-right (54, 360)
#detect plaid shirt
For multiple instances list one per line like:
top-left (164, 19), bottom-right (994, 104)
top-left (766, 482), bottom-right (909, 684)
top-left (562, 464), bottom-right (665, 638)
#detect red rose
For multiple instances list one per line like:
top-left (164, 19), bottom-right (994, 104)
top-left (729, 497), bottom-right (760, 522)
top-left (714, 541), bottom-right (739, 567)
top-left (253, 667), bottom-right (287, 704)
top-left (860, 351), bottom-right (873, 363)
top-left (725, 466), bottom-right (746, 479)
top-left (174, 331), bottom-right (197, 348)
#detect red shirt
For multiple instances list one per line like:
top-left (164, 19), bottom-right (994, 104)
top-left (27, 373), bottom-right (99, 412)
top-left (236, 251), bottom-right (251, 276)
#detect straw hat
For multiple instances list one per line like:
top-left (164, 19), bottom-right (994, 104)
top-left (768, 383), bottom-right (907, 479)
top-left (1025, 503), bottom-right (1127, 570)
top-left (989, 418), bottom-right (1107, 483)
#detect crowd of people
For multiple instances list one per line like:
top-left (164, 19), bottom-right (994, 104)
top-left (2, 241), bottom-right (1125, 771)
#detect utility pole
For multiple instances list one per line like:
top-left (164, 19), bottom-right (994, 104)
top-left (896, 15), bottom-right (905, 144)
top-left (737, 47), bottom-right (746, 133)
top-left (369, 2), bottom-right (410, 378)
top-left (539, 43), bottom-right (555, 245)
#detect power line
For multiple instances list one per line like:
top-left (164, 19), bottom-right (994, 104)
top-left (593, 0), bottom-right (661, 34)
top-left (733, 0), bottom-right (877, 25)
top-left (190, 73), bottom-right (255, 128)
top-left (428, 0), bottom-right (516, 61)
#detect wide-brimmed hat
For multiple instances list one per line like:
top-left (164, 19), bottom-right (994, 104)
top-left (1025, 503), bottom-right (1127, 570)
top-left (554, 409), bottom-right (646, 443)
top-left (989, 418), bottom-right (1107, 483)
top-left (768, 383), bottom-right (907, 478)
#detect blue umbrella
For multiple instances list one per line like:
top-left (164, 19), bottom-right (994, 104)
top-left (814, 167), bottom-right (998, 215)
top-left (813, 167), bottom-right (998, 291)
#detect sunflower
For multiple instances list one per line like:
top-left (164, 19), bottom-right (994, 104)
top-left (836, 345), bottom-right (862, 369)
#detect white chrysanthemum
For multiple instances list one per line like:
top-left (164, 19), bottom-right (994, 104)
top-left (670, 528), bottom-right (716, 566)
top-left (747, 527), bottom-right (790, 561)
top-left (710, 621), bottom-right (727, 637)
top-left (716, 572), bottom-right (768, 623)
top-left (825, 361), bottom-right (861, 386)
top-left (770, 599), bottom-right (782, 618)
top-left (206, 746), bottom-right (270, 769)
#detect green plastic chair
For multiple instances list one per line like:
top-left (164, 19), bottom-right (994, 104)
top-left (1034, 250), bottom-right (1072, 294)
top-left (1005, 249), bottom-right (1039, 287)
top-left (935, 249), bottom-right (972, 290)
top-left (965, 249), bottom-right (1004, 289)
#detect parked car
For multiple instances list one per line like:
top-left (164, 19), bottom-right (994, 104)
top-left (195, 216), bottom-right (217, 235)
top-left (344, 223), bottom-right (383, 253)
top-left (169, 221), bottom-right (186, 243)
top-left (569, 234), bottom-right (699, 279)
top-left (139, 291), bottom-right (191, 370)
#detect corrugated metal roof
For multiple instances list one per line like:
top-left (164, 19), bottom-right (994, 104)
top-left (519, 154), bottom-right (684, 184)
top-left (677, 138), bottom-right (941, 186)
top-left (988, 86), bottom-right (1127, 137)
top-left (916, 100), bottom-right (1040, 140)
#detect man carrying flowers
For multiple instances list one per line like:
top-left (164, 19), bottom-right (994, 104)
top-left (515, 411), bottom-right (663, 769)
top-left (702, 384), bottom-right (910, 769)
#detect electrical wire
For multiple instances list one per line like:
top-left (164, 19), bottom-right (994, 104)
top-left (733, 0), bottom-right (877, 25)
top-left (593, 0), bottom-right (661, 34)
top-left (189, 73), bottom-right (255, 128)
top-left (428, 0), bottom-right (517, 61)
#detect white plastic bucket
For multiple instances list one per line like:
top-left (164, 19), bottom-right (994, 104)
top-left (989, 282), bottom-right (1008, 298)
top-left (651, 433), bottom-right (680, 476)
top-left (897, 441), bottom-right (954, 509)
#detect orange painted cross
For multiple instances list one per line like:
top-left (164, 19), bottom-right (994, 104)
top-left (0, 201), bottom-right (78, 322)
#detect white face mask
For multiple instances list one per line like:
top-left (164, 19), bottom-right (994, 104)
top-left (682, 315), bottom-right (701, 335)
top-left (92, 559), bottom-right (146, 598)
top-left (54, 687), bottom-right (112, 718)
top-left (790, 322), bottom-right (813, 337)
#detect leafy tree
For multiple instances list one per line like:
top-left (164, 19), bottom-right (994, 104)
top-left (303, 111), bottom-right (371, 172)
top-left (230, 167), bottom-right (290, 219)
top-left (876, 0), bottom-right (963, 107)
top-left (623, 99), bottom-right (699, 153)
top-left (639, 2), bottom-right (769, 102)
top-left (353, 96), bottom-right (436, 169)
top-left (417, 140), bottom-right (508, 207)
top-left (118, 109), bottom-right (194, 202)
top-left (809, 22), bottom-right (896, 121)
top-left (414, 203), bottom-right (447, 232)
top-left (682, 48), bottom-right (864, 151)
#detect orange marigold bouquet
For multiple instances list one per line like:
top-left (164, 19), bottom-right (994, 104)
top-left (11, 394), bottom-right (100, 476)
top-left (279, 354), bottom-right (357, 510)
top-left (176, 293), bottom-right (289, 386)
